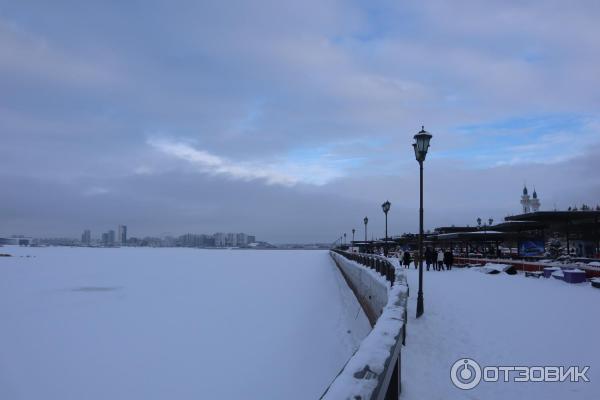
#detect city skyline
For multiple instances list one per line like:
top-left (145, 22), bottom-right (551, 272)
top-left (80, 226), bottom-right (258, 246)
top-left (8, 185), bottom-right (599, 244)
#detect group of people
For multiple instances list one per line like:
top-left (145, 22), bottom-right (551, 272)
top-left (426, 247), bottom-right (454, 271)
top-left (396, 248), bottom-right (454, 271)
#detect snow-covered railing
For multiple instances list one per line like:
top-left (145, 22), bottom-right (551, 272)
top-left (322, 250), bottom-right (409, 400)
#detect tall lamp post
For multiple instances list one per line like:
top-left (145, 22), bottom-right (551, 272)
top-left (381, 200), bottom-right (391, 256)
top-left (477, 217), bottom-right (483, 254)
top-left (343, 233), bottom-right (347, 247)
top-left (488, 218), bottom-right (496, 257)
top-left (333, 236), bottom-right (341, 249)
top-left (364, 217), bottom-right (369, 242)
top-left (413, 126), bottom-right (432, 318)
top-left (352, 228), bottom-right (355, 246)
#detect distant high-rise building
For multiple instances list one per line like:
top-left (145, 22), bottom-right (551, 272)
top-left (118, 225), bottom-right (127, 245)
top-left (103, 230), bottom-right (116, 246)
top-left (247, 235), bottom-right (256, 244)
top-left (203, 235), bottom-right (215, 247)
top-left (226, 233), bottom-right (237, 247)
top-left (236, 233), bottom-right (247, 246)
top-left (178, 233), bottom-right (204, 247)
top-left (213, 232), bottom-right (225, 247)
top-left (162, 236), bottom-right (176, 247)
top-left (81, 229), bottom-right (91, 245)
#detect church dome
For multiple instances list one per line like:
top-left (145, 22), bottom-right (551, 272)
top-left (533, 190), bottom-right (537, 199)
top-left (523, 186), bottom-right (528, 195)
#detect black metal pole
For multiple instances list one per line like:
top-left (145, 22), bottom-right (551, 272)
top-left (566, 222), bottom-right (570, 256)
top-left (385, 213), bottom-right (388, 241)
top-left (596, 216), bottom-right (599, 257)
top-left (365, 222), bottom-right (368, 242)
top-left (385, 212), bottom-right (388, 256)
top-left (484, 225), bottom-right (487, 256)
top-left (416, 160), bottom-right (424, 318)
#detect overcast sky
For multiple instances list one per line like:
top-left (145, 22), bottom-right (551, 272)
top-left (1, 0), bottom-right (600, 243)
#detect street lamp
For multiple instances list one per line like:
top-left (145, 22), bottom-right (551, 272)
top-left (477, 217), bottom-right (482, 228)
top-left (333, 236), bottom-right (341, 249)
top-left (488, 218), bottom-right (497, 256)
top-left (343, 232), bottom-right (346, 247)
top-left (364, 217), bottom-right (369, 242)
top-left (352, 228), bottom-right (355, 245)
top-left (381, 200), bottom-right (391, 256)
top-left (413, 125), bottom-right (432, 319)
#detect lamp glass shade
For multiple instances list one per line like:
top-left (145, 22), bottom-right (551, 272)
top-left (364, 217), bottom-right (368, 225)
top-left (413, 126), bottom-right (432, 162)
top-left (381, 200), bottom-right (391, 213)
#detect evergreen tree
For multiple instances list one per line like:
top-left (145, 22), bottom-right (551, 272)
top-left (546, 237), bottom-right (564, 259)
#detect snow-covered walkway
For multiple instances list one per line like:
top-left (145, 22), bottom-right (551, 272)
top-left (0, 247), bottom-right (370, 399)
top-left (401, 265), bottom-right (599, 400)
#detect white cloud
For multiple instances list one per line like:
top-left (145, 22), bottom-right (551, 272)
top-left (147, 138), bottom-right (347, 186)
top-left (83, 186), bottom-right (110, 196)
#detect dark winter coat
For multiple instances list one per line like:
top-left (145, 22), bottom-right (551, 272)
top-left (425, 248), bottom-right (434, 264)
top-left (443, 251), bottom-right (454, 266)
top-left (403, 252), bottom-right (411, 265)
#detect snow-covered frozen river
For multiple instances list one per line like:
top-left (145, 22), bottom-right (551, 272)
top-left (0, 247), bottom-right (370, 400)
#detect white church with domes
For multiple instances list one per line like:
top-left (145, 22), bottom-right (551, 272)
top-left (520, 185), bottom-right (540, 213)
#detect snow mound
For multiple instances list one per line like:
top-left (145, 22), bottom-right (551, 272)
top-left (588, 261), bottom-right (600, 267)
top-left (564, 268), bottom-right (585, 273)
top-left (552, 269), bottom-right (564, 279)
top-left (479, 263), bottom-right (517, 275)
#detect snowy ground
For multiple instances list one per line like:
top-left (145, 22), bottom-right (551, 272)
top-left (401, 265), bottom-right (599, 400)
top-left (0, 246), bottom-right (370, 400)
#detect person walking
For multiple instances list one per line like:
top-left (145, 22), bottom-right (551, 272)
top-left (425, 247), bottom-right (433, 271)
top-left (444, 249), bottom-right (452, 270)
top-left (437, 249), bottom-right (445, 271)
top-left (403, 250), bottom-right (411, 269)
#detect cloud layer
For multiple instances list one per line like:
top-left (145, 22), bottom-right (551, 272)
top-left (147, 138), bottom-right (351, 186)
top-left (1, 0), bottom-right (599, 242)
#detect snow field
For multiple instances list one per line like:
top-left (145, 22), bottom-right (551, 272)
top-left (0, 247), bottom-right (370, 400)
